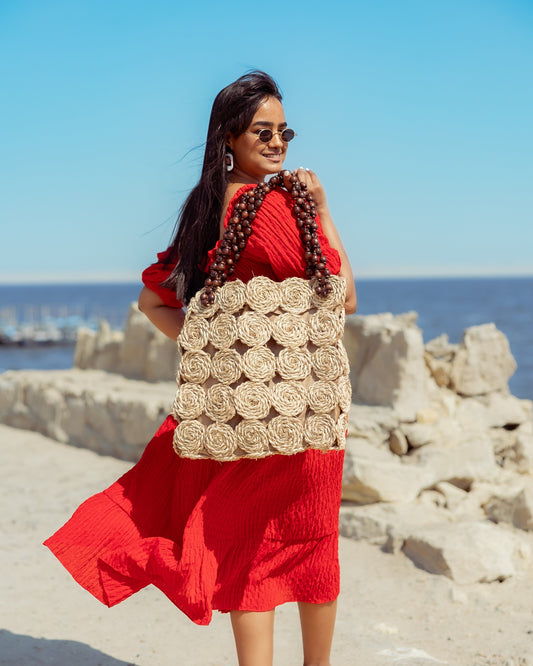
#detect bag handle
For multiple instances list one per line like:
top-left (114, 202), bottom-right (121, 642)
top-left (201, 171), bottom-right (332, 306)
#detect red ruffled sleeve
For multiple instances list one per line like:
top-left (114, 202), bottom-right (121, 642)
top-left (141, 248), bottom-right (184, 309)
top-left (205, 184), bottom-right (342, 283)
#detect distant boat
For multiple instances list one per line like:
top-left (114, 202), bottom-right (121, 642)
top-left (0, 320), bottom-right (83, 346)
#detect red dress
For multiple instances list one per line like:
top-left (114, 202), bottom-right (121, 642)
top-left (44, 185), bottom-right (345, 626)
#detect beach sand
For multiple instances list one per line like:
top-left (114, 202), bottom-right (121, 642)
top-left (1, 423), bottom-right (532, 666)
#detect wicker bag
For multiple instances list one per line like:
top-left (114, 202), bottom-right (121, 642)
top-left (172, 180), bottom-right (351, 461)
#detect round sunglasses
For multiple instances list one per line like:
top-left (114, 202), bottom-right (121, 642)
top-left (246, 128), bottom-right (297, 143)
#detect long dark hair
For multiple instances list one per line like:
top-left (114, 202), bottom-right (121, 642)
top-left (163, 71), bottom-right (283, 303)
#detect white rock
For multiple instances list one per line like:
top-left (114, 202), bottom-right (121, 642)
top-left (407, 432), bottom-right (498, 488)
top-left (424, 384), bottom-right (459, 420)
top-left (0, 374), bottom-right (19, 418)
top-left (490, 428), bottom-right (533, 474)
top-left (424, 334), bottom-right (458, 388)
top-left (456, 393), bottom-right (531, 430)
top-left (347, 404), bottom-right (399, 442)
top-left (484, 481), bottom-right (533, 531)
top-left (344, 312), bottom-right (429, 420)
top-left (434, 481), bottom-right (468, 510)
top-left (415, 407), bottom-right (440, 424)
top-left (73, 303), bottom-right (177, 382)
top-left (145, 329), bottom-right (179, 382)
top-left (450, 323), bottom-right (517, 396)
top-left (402, 521), bottom-right (528, 583)
top-left (0, 369), bottom-right (174, 462)
top-left (432, 480), bottom-right (493, 520)
top-left (454, 398), bottom-right (489, 430)
top-left (484, 392), bottom-right (531, 427)
top-left (72, 326), bottom-right (97, 369)
top-left (339, 500), bottom-right (452, 544)
top-left (417, 489), bottom-right (448, 509)
top-left (389, 428), bottom-right (408, 456)
top-left (342, 437), bottom-right (434, 503)
top-left (119, 304), bottom-right (153, 377)
top-left (513, 432), bottom-right (533, 474)
top-left (401, 418), bottom-right (463, 449)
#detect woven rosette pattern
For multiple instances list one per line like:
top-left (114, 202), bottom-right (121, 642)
top-left (173, 274), bottom-right (351, 460)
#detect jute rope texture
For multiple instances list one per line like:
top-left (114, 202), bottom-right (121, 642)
top-left (173, 274), bottom-right (351, 460)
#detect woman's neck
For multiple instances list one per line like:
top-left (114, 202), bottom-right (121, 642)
top-left (227, 167), bottom-right (263, 186)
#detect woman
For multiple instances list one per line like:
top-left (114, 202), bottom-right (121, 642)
top-left (45, 71), bottom-right (356, 666)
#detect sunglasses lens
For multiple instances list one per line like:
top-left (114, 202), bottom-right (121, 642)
top-left (281, 129), bottom-right (295, 142)
top-left (258, 129), bottom-right (273, 143)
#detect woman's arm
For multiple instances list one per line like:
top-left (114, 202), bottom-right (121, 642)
top-left (286, 169), bottom-right (357, 314)
top-left (138, 286), bottom-right (186, 340)
top-left (316, 206), bottom-right (357, 314)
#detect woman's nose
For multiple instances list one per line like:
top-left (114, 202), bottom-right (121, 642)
top-left (269, 132), bottom-right (284, 148)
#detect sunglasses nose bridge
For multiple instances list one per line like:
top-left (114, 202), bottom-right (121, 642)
top-left (269, 131), bottom-right (284, 146)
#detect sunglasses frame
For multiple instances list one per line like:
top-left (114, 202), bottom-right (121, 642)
top-left (246, 128), bottom-right (297, 143)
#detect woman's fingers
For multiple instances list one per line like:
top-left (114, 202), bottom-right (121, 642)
top-left (296, 167), bottom-right (312, 183)
top-left (282, 168), bottom-right (315, 190)
top-left (281, 169), bottom-right (325, 208)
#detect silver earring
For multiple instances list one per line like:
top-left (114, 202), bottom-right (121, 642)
top-left (225, 152), bottom-right (234, 172)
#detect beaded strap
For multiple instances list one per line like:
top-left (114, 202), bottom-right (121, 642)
top-left (200, 171), bottom-right (333, 306)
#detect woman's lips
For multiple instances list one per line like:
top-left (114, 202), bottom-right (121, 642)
top-left (264, 153), bottom-right (282, 162)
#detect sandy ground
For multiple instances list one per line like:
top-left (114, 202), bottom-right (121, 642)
top-left (1, 423), bottom-right (533, 666)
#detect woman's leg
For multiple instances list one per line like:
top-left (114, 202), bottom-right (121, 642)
top-left (230, 609), bottom-right (275, 666)
top-left (298, 599), bottom-right (337, 666)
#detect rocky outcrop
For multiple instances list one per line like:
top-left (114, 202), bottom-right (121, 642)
top-left (343, 312), bottom-right (429, 421)
top-left (74, 303), bottom-right (178, 382)
top-left (0, 369), bottom-right (173, 461)
top-left (1, 307), bottom-right (532, 584)
top-left (401, 521), bottom-right (529, 584)
top-left (341, 316), bottom-right (532, 584)
top-left (424, 324), bottom-right (517, 396)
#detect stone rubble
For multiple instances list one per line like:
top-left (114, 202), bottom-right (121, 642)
top-left (1, 306), bottom-right (532, 584)
top-left (0, 368), bottom-right (173, 461)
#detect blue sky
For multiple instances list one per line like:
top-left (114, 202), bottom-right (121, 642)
top-left (1, 0), bottom-right (532, 283)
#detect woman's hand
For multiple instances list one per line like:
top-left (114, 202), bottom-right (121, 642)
top-left (283, 168), bottom-right (328, 212)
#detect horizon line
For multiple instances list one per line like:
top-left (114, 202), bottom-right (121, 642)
top-left (0, 267), bottom-right (532, 286)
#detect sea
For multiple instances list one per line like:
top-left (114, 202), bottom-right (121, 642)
top-left (0, 277), bottom-right (531, 400)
